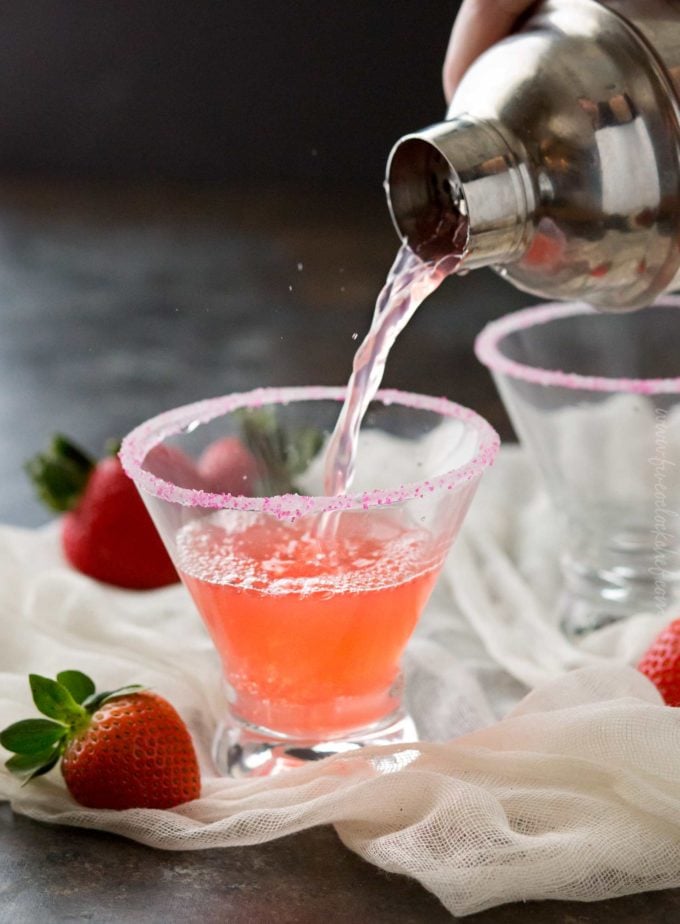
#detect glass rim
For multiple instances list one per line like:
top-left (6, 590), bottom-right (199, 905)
top-left (119, 385), bottom-right (500, 518)
top-left (474, 298), bottom-right (680, 395)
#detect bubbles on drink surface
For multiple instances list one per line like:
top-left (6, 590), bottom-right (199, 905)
top-left (176, 511), bottom-right (440, 596)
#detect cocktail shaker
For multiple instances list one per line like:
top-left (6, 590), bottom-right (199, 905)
top-left (386, 0), bottom-right (680, 310)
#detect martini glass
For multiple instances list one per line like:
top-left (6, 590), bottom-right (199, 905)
top-left (120, 386), bottom-right (498, 776)
top-left (475, 299), bottom-right (680, 636)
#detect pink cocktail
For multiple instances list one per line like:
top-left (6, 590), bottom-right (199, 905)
top-left (121, 386), bottom-right (498, 776)
top-left (179, 513), bottom-right (439, 737)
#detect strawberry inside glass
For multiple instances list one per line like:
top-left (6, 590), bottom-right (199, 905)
top-left (120, 387), bottom-right (498, 777)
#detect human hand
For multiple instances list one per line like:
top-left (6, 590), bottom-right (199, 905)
top-left (443, 0), bottom-right (537, 102)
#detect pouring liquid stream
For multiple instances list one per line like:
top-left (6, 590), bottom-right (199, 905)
top-left (323, 233), bottom-right (467, 499)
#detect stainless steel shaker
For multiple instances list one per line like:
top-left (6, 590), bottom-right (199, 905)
top-left (386, 0), bottom-right (680, 310)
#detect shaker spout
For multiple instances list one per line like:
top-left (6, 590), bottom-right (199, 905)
top-left (385, 116), bottom-right (533, 268)
top-left (385, 0), bottom-right (680, 310)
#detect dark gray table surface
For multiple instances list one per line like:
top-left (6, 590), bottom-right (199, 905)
top-left (0, 177), bottom-right (677, 922)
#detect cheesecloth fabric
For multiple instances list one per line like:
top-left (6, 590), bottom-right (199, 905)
top-left (1, 446), bottom-right (679, 918)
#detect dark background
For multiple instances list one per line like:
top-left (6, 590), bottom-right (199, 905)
top-left (0, 0), bottom-right (535, 528)
top-left (0, 0), bottom-right (458, 186)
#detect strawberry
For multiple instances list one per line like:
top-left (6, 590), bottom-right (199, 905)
top-left (26, 435), bottom-right (178, 590)
top-left (0, 670), bottom-right (200, 809)
top-left (198, 436), bottom-right (260, 495)
top-left (145, 443), bottom-right (204, 490)
top-left (638, 617), bottom-right (680, 706)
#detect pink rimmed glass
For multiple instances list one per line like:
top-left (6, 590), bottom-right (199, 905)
top-left (475, 299), bottom-right (680, 637)
top-left (120, 386), bottom-right (498, 776)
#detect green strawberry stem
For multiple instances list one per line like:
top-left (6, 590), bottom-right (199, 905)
top-left (104, 438), bottom-right (122, 457)
top-left (25, 435), bottom-right (96, 512)
top-left (0, 671), bottom-right (143, 783)
top-left (237, 408), bottom-right (323, 496)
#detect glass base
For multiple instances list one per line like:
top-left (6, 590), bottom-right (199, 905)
top-left (559, 591), bottom-right (634, 637)
top-left (213, 710), bottom-right (418, 778)
top-left (560, 553), bottom-right (680, 637)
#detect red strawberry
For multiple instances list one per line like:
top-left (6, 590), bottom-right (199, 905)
top-left (638, 618), bottom-right (680, 706)
top-left (144, 443), bottom-right (204, 490)
top-left (0, 670), bottom-right (201, 810)
top-left (198, 436), bottom-right (260, 495)
top-left (26, 435), bottom-right (178, 590)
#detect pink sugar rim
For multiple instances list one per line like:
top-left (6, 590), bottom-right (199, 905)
top-left (119, 386), bottom-right (499, 519)
top-left (474, 298), bottom-right (680, 395)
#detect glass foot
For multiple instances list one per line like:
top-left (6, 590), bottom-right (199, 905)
top-left (559, 554), bottom-right (680, 638)
top-left (213, 711), bottom-right (418, 778)
top-left (559, 591), bottom-right (632, 637)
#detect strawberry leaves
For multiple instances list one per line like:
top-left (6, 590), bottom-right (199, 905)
top-left (82, 685), bottom-right (144, 712)
top-left (5, 748), bottom-right (62, 780)
top-left (1, 718), bottom-right (66, 753)
top-left (56, 670), bottom-right (96, 704)
top-left (1, 712), bottom-right (67, 783)
top-left (25, 435), bottom-right (95, 513)
top-left (29, 674), bottom-right (88, 724)
top-left (0, 671), bottom-right (147, 783)
top-left (237, 407), bottom-right (323, 496)
top-left (1, 672), bottom-right (91, 782)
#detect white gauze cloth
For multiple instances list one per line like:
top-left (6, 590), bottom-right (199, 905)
top-left (1, 446), bottom-right (680, 918)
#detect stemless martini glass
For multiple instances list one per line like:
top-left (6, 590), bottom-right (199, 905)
top-left (120, 386), bottom-right (498, 776)
top-left (475, 299), bottom-right (680, 636)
